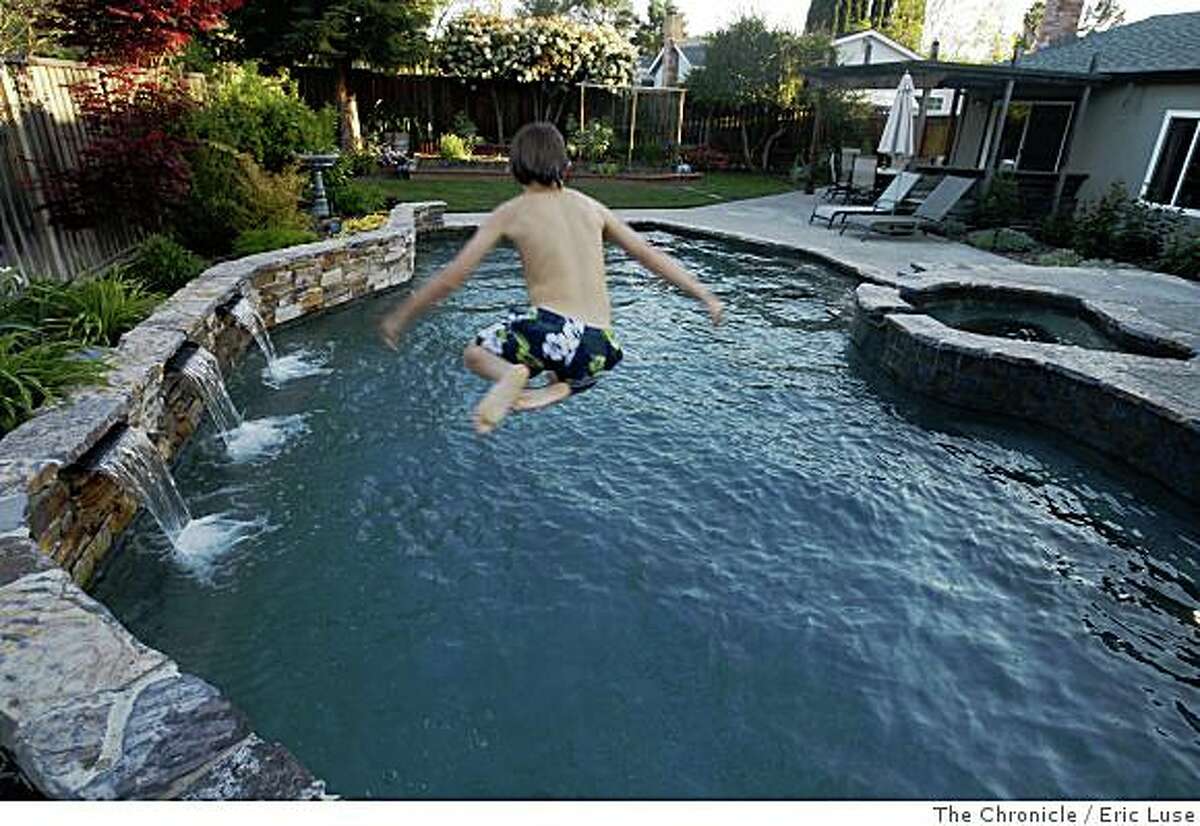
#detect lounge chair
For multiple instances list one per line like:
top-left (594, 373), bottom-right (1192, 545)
top-left (809, 171), bottom-right (922, 228)
top-left (839, 175), bottom-right (977, 239)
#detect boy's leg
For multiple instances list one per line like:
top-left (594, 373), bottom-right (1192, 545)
top-left (464, 345), bottom-right (531, 434)
top-left (514, 380), bottom-right (571, 411)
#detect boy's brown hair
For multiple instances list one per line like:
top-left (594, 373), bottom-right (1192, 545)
top-left (510, 122), bottom-right (569, 187)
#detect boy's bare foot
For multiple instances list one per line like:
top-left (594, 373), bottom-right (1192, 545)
top-left (473, 365), bottom-right (530, 434)
top-left (514, 382), bottom-right (571, 412)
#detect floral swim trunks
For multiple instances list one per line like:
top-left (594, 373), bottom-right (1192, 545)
top-left (474, 306), bottom-right (623, 394)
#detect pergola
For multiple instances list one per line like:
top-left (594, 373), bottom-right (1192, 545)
top-left (576, 82), bottom-right (687, 166)
top-left (803, 58), bottom-right (1109, 213)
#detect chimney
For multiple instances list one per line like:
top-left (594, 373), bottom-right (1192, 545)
top-left (1037, 0), bottom-right (1085, 49)
top-left (661, 13), bottom-right (684, 87)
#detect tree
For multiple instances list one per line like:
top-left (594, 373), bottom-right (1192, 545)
top-left (41, 0), bottom-right (243, 66)
top-left (518, 0), bottom-right (635, 34)
top-left (686, 16), bottom-right (830, 170)
top-left (226, 0), bottom-right (440, 151)
top-left (804, 0), bottom-right (927, 52)
top-left (1080, 0), bottom-right (1125, 35)
top-left (437, 12), bottom-right (636, 142)
top-left (1, 0), bottom-right (70, 57)
top-left (632, 0), bottom-right (682, 55)
top-left (1019, 1), bottom-right (1045, 51)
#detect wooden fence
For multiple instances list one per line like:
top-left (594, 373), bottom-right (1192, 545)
top-left (295, 67), bottom-right (825, 170)
top-left (0, 57), bottom-right (176, 282)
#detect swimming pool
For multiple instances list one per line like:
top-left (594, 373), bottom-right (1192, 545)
top-left (93, 230), bottom-right (1200, 799)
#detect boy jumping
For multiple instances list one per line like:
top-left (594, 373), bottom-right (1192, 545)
top-left (380, 122), bottom-right (723, 434)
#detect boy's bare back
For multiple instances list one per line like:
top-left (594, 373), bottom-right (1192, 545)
top-left (494, 187), bottom-right (611, 327)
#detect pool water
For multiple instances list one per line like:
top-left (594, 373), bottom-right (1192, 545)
top-left (93, 231), bottom-right (1200, 799)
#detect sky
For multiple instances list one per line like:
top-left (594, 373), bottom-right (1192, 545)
top-left (625, 0), bottom-right (1200, 37)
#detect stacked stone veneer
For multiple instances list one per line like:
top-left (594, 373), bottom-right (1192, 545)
top-left (851, 282), bottom-right (1200, 503)
top-left (0, 201), bottom-right (444, 799)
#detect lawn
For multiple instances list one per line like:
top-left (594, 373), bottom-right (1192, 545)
top-left (354, 172), bottom-right (798, 213)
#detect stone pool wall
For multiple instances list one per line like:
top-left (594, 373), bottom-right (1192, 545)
top-left (851, 283), bottom-right (1200, 503)
top-left (0, 201), bottom-right (444, 799)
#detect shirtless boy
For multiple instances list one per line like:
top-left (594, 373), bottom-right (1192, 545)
top-left (379, 122), bottom-right (723, 434)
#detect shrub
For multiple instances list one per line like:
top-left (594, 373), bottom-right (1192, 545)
top-left (972, 173), bottom-right (1022, 229)
top-left (1037, 211), bottom-right (1077, 249)
top-left (3, 277), bottom-right (160, 347)
top-left (0, 334), bottom-right (109, 434)
top-left (231, 228), bottom-right (321, 257)
top-left (451, 111), bottom-right (481, 147)
top-left (332, 181), bottom-right (386, 217)
top-left (567, 117), bottom-right (614, 163)
top-left (1156, 227), bottom-right (1200, 280)
top-left (189, 63), bottom-right (337, 172)
top-left (42, 69), bottom-right (197, 232)
top-left (681, 145), bottom-right (731, 171)
top-left (1034, 248), bottom-right (1084, 267)
top-left (339, 214), bottom-right (389, 236)
top-left (174, 143), bottom-right (308, 255)
top-left (631, 140), bottom-right (666, 168)
top-left (1073, 183), bottom-right (1180, 265)
top-left (439, 133), bottom-right (473, 161)
top-left (125, 234), bottom-right (205, 294)
top-left (966, 228), bottom-right (1037, 253)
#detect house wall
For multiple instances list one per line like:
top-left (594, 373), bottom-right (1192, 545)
top-left (834, 34), bottom-right (957, 114)
top-left (1065, 81), bottom-right (1200, 206)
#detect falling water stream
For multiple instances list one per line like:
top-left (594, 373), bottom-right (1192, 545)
top-left (230, 297), bottom-right (331, 387)
top-left (177, 347), bottom-right (242, 444)
top-left (94, 427), bottom-right (191, 544)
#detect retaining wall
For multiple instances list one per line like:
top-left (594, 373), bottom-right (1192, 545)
top-left (0, 201), bottom-right (444, 800)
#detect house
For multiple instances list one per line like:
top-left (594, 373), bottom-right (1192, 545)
top-left (1013, 11), bottom-right (1200, 213)
top-left (803, 11), bottom-right (1200, 217)
top-left (832, 30), bottom-right (956, 117)
top-left (640, 36), bottom-right (706, 88)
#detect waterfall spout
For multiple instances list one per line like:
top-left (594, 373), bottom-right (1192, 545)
top-left (178, 347), bottom-right (242, 444)
top-left (94, 427), bottom-right (192, 545)
top-left (231, 298), bottom-right (278, 367)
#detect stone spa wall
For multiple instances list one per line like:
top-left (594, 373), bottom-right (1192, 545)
top-left (850, 283), bottom-right (1200, 504)
top-left (0, 201), bottom-right (444, 799)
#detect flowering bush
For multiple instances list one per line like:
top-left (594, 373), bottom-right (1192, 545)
top-left (437, 13), bottom-right (636, 88)
top-left (439, 133), bottom-right (473, 161)
top-left (567, 118), bottom-right (614, 163)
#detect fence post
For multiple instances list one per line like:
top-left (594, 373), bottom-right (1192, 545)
top-left (0, 61), bottom-right (68, 279)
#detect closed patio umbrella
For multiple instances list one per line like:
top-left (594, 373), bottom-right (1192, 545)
top-left (877, 71), bottom-right (917, 165)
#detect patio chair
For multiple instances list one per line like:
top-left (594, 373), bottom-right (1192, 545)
top-left (846, 155), bottom-right (878, 204)
top-left (839, 175), bottom-right (977, 239)
top-left (809, 171), bottom-right (922, 228)
top-left (822, 147), bottom-right (861, 202)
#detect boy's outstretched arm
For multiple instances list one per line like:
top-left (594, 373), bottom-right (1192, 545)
top-left (379, 209), bottom-right (508, 348)
top-left (600, 207), bottom-right (724, 326)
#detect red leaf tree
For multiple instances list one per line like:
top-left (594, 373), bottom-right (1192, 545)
top-left (43, 0), bottom-right (244, 65)
top-left (41, 70), bottom-right (199, 231)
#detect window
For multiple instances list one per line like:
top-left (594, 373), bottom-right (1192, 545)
top-left (1142, 111), bottom-right (1200, 212)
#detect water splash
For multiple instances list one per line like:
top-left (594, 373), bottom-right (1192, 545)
top-left (94, 427), bottom-right (191, 545)
top-left (263, 348), bottom-right (332, 388)
top-left (224, 414), bottom-right (310, 464)
top-left (230, 297), bottom-right (278, 366)
top-left (173, 513), bottom-right (271, 580)
top-left (178, 347), bottom-right (242, 444)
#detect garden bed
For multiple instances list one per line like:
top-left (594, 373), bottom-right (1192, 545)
top-left (409, 166), bottom-right (703, 183)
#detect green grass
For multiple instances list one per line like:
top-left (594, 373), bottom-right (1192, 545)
top-left (354, 172), bottom-right (797, 213)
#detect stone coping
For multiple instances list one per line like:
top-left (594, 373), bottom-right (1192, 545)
top-left (0, 200), bottom-right (446, 799)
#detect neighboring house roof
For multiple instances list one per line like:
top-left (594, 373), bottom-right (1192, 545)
top-left (646, 38), bottom-right (708, 79)
top-left (1016, 12), bottom-right (1200, 75)
top-left (832, 29), bottom-right (922, 62)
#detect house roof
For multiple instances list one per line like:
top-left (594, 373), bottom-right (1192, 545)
top-left (1016, 12), bottom-right (1200, 75)
top-left (832, 29), bottom-right (922, 61)
top-left (646, 38), bottom-right (708, 77)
